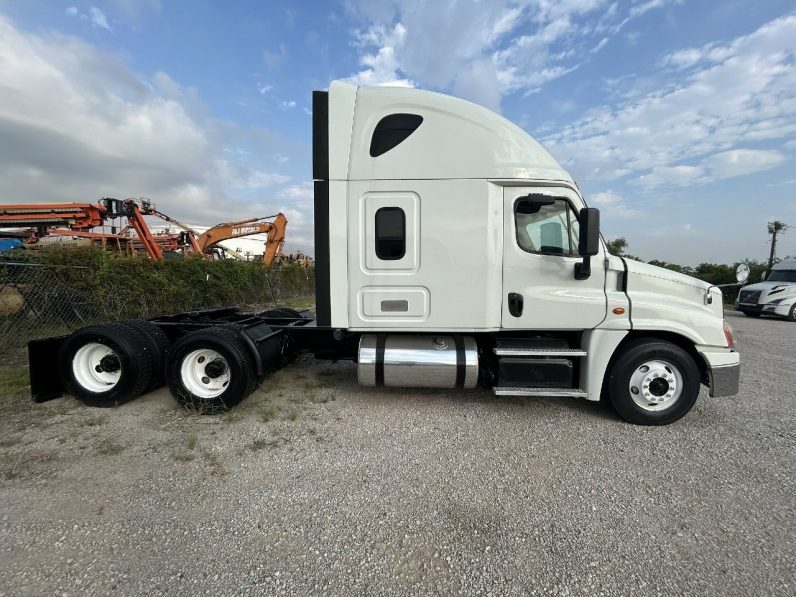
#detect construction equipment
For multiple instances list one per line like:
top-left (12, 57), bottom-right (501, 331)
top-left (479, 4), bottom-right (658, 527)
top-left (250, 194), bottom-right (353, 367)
top-left (0, 199), bottom-right (289, 264)
top-left (99, 198), bottom-right (164, 259)
top-left (196, 213), bottom-right (288, 265)
top-left (136, 199), bottom-right (202, 253)
top-left (0, 203), bottom-right (106, 241)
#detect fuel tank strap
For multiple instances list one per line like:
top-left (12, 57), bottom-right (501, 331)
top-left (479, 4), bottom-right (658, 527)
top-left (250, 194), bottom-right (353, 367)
top-left (454, 335), bottom-right (465, 388)
top-left (375, 333), bottom-right (386, 386)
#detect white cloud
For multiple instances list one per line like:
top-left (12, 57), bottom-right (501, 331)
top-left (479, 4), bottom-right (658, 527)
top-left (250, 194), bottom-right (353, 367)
top-left (89, 7), bottom-right (112, 31)
top-left (66, 7), bottom-right (79, 17)
top-left (342, 0), bottom-right (677, 107)
top-left (544, 14), bottom-right (796, 188)
top-left (0, 15), bottom-right (312, 251)
top-left (701, 149), bottom-right (785, 179)
top-left (342, 23), bottom-right (414, 87)
top-left (590, 189), bottom-right (640, 218)
top-left (632, 149), bottom-right (785, 190)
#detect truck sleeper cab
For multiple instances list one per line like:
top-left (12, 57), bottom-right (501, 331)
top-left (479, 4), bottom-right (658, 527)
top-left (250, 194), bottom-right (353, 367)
top-left (28, 81), bottom-right (740, 426)
top-left (313, 81), bottom-right (739, 425)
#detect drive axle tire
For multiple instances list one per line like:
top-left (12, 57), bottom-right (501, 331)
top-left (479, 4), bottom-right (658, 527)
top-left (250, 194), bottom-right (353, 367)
top-left (165, 326), bottom-right (256, 414)
top-left (119, 319), bottom-right (170, 391)
top-left (606, 339), bottom-right (700, 426)
top-left (58, 323), bottom-right (154, 407)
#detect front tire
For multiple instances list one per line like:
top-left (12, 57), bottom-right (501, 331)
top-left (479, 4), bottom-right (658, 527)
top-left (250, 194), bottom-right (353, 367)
top-left (741, 310), bottom-right (761, 317)
top-left (606, 339), bottom-right (700, 425)
top-left (787, 304), bottom-right (796, 322)
top-left (165, 326), bottom-right (256, 414)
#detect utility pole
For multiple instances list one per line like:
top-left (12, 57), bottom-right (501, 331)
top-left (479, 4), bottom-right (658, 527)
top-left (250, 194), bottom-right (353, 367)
top-left (767, 220), bottom-right (788, 272)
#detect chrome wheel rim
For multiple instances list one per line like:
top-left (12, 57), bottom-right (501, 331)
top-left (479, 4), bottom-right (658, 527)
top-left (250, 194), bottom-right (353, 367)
top-left (628, 359), bottom-right (683, 411)
top-left (180, 349), bottom-right (230, 399)
top-left (72, 342), bottom-right (121, 393)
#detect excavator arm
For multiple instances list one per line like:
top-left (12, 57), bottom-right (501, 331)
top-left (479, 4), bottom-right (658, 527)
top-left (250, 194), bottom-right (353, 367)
top-left (196, 213), bottom-right (287, 265)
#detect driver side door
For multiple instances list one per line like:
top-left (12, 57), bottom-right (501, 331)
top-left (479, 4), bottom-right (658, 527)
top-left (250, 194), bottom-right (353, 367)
top-left (501, 186), bottom-right (607, 330)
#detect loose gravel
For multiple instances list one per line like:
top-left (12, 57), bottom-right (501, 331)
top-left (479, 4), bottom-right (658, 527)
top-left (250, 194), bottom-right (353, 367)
top-left (0, 311), bottom-right (793, 595)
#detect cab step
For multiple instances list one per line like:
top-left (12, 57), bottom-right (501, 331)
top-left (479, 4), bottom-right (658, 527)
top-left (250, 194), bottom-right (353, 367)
top-left (493, 338), bottom-right (586, 357)
top-left (493, 387), bottom-right (588, 398)
top-left (493, 347), bottom-right (587, 357)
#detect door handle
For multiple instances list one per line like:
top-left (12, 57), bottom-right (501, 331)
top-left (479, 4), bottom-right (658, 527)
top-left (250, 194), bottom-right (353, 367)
top-left (508, 293), bottom-right (523, 317)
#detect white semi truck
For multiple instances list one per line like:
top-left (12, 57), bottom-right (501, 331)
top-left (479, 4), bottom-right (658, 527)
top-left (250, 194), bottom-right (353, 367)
top-left (736, 258), bottom-right (796, 320)
top-left (28, 81), bottom-right (740, 425)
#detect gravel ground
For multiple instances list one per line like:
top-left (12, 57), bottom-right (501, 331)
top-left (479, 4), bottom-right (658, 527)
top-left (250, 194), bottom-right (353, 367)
top-left (0, 311), bottom-right (793, 595)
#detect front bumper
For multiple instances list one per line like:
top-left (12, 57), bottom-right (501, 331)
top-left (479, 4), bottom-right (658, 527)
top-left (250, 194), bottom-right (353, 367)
top-left (697, 347), bottom-right (740, 397)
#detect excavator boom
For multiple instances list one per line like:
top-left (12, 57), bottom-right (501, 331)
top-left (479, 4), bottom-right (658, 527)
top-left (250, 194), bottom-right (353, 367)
top-left (196, 213), bottom-right (287, 265)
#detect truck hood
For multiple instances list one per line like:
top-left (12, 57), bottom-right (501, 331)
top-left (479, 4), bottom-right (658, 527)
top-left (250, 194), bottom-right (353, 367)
top-left (738, 280), bottom-right (796, 304)
top-left (624, 259), bottom-right (712, 291)
top-left (738, 280), bottom-right (794, 293)
top-left (622, 258), bottom-right (726, 346)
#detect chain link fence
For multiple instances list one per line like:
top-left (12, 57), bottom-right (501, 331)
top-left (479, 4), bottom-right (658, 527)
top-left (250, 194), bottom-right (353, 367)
top-left (0, 253), bottom-right (315, 372)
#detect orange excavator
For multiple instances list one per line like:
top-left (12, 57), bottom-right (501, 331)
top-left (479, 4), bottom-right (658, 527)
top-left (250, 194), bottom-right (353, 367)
top-left (195, 213), bottom-right (288, 265)
top-left (0, 199), bottom-right (289, 264)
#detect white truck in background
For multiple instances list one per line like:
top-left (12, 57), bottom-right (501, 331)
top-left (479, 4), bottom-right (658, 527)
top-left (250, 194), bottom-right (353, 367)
top-left (736, 258), bottom-right (796, 320)
top-left (29, 81), bottom-right (741, 426)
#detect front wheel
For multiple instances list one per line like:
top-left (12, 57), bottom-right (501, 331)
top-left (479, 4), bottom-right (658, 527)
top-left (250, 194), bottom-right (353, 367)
top-left (741, 310), bottom-right (761, 317)
top-left (787, 304), bottom-right (796, 322)
top-left (606, 339), bottom-right (700, 425)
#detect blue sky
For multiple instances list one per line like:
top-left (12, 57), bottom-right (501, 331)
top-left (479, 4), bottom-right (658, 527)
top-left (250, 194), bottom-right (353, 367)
top-left (0, 0), bottom-right (794, 263)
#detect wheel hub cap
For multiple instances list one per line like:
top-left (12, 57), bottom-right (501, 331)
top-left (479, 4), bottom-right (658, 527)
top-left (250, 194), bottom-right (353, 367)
top-left (72, 342), bottom-right (121, 393)
top-left (628, 360), bottom-right (683, 411)
top-left (180, 349), bottom-right (231, 399)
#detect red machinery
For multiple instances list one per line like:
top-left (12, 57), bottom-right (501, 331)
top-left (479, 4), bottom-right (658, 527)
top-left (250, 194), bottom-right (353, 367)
top-left (0, 198), bottom-right (289, 262)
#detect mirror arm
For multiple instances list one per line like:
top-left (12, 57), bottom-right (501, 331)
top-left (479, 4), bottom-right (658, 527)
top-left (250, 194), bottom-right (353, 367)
top-left (574, 256), bottom-right (591, 280)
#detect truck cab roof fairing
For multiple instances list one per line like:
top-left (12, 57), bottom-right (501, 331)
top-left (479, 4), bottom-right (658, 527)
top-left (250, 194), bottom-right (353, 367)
top-left (327, 81), bottom-right (572, 182)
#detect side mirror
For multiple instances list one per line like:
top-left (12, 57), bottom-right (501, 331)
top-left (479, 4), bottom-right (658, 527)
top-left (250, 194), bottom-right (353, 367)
top-left (578, 207), bottom-right (600, 257)
top-left (515, 193), bottom-right (555, 214)
top-left (735, 263), bottom-right (749, 284)
top-left (575, 207), bottom-right (600, 280)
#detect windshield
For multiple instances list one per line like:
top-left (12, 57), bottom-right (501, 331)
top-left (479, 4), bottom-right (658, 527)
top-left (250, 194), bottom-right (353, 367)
top-left (767, 269), bottom-right (796, 283)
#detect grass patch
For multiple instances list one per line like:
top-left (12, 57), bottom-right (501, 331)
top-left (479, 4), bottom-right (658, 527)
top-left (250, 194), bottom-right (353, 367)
top-left (95, 438), bottom-right (124, 456)
top-left (259, 403), bottom-right (279, 422)
top-left (174, 450), bottom-right (195, 462)
top-left (284, 407), bottom-right (300, 422)
top-left (0, 365), bottom-right (29, 411)
top-left (77, 414), bottom-right (108, 428)
top-left (185, 431), bottom-right (198, 450)
top-left (201, 451), bottom-right (226, 476)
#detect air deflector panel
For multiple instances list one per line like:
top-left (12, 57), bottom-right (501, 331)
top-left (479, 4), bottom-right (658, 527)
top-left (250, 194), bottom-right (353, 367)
top-left (370, 114), bottom-right (423, 157)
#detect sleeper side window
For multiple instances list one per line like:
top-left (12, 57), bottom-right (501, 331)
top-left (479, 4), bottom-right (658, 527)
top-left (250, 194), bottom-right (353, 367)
top-left (370, 114), bottom-right (423, 157)
top-left (375, 207), bottom-right (406, 260)
top-left (515, 198), bottom-right (579, 256)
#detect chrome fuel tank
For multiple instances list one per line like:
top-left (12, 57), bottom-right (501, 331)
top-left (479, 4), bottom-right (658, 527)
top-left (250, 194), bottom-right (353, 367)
top-left (358, 334), bottom-right (478, 388)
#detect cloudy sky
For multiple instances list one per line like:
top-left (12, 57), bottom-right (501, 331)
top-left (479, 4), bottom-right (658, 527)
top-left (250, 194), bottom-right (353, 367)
top-left (0, 0), bottom-right (794, 264)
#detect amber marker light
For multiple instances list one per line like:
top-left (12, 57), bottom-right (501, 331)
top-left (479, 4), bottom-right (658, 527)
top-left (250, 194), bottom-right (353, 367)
top-left (612, 307), bottom-right (625, 315)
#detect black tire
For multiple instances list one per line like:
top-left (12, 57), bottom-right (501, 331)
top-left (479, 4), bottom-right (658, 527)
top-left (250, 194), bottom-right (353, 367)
top-left (788, 304), bottom-right (796, 322)
top-left (606, 339), bottom-right (700, 426)
top-left (165, 326), bottom-right (256, 414)
top-left (741, 310), bottom-right (761, 317)
top-left (119, 319), bottom-right (170, 391)
top-left (58, 323), bottom-right (154, 407)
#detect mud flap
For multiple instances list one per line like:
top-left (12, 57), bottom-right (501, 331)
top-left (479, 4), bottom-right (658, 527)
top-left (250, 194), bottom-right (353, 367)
top-left (28, 336), bottom-right (67, 402)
